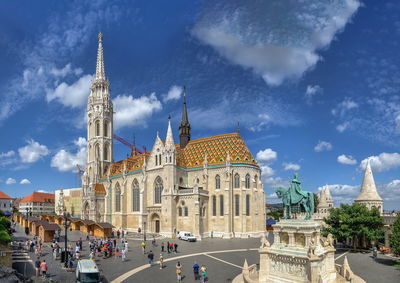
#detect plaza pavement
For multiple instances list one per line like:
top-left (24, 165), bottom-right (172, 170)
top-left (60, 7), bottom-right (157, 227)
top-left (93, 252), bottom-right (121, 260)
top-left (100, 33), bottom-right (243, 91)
top-left (11, 223), bottom-right (400, 283)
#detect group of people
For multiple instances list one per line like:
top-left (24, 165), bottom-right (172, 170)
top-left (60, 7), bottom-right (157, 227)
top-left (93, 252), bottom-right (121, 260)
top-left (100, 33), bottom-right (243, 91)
top-left (175, 261), bottom-right (208, 282)
top-left (87, 236), bottom-right (129, 262)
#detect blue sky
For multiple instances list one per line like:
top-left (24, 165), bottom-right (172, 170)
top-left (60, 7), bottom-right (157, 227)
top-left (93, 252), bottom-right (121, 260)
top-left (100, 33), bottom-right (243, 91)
top-left (1, 0), bottom-right (399, 210)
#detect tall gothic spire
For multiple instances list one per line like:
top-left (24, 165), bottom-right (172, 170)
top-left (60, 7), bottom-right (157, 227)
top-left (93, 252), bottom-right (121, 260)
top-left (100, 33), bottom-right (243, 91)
top-left (95, 32), bottom-right (106, 81)
top-left (165, 115), bottom-right (175, 148)
top-left (355, 159), bottom-right (382, 202)
top-left (179, 86), bottom-right (191, 148)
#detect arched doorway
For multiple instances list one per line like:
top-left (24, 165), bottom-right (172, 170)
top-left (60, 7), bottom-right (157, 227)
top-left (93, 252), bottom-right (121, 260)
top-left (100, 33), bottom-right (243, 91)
top-left (150, 213), bottom-right (160, 233)
top-left (83, 202), bottom-right (90, 220)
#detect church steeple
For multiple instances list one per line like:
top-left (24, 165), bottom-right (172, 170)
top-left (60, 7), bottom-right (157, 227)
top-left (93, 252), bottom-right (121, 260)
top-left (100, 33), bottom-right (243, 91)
top-left (179, 86), bottom-right (191, 148)
top-left (165, 116), bottom-right (175, 149)
top-left (95, 32), bottom-right (106, 81)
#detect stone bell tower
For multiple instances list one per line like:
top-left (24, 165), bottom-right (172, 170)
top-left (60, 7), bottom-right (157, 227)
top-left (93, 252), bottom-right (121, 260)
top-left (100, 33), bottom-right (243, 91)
top-left (82, 32), bottom-right (113, 220)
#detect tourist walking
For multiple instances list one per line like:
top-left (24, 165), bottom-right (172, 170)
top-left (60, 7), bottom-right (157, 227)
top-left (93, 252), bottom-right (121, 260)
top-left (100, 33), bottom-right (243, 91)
top-left (124, 240), bottom-right (129, 252)
top-left (34, 258), bottom-right (41, 277)
top-left (176, 261), bottom-right (183, 281)
top-left (193, 262), bottom-right (200, 280)
top-left (159, 254), bottom-right (164, 269)
top-left (167, 241), bottom-right (170, 253)
top-left (200, 265), bottom-right (207, 283)
top-left (148, 250), bottom-right (154, 265)
top-left (141, 240), bottom-right (146, 254)
top-left (170, 242), bottom-right (174, 253)
top-left (174, 242), bottom-right (178, 253)
top-left (161, 242), bottom-right (165, 252)
top-left (40, 259), bottom-right (48, 278)
top-left (121, 248), bottom-right (126, 262)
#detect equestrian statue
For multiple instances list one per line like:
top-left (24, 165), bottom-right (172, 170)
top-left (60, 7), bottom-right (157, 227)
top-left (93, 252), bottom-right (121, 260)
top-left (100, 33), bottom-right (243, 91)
top-left (276, 173), bottom-right (314, 220)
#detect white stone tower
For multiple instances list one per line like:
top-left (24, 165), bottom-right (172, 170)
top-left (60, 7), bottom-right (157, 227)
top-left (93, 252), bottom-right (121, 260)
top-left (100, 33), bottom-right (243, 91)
top-left (354, 159), bottom-right (383, 214)
top-left (317, 185), bottom-right (334, 217)
top-left (82, 32), bottom-right (113, 220)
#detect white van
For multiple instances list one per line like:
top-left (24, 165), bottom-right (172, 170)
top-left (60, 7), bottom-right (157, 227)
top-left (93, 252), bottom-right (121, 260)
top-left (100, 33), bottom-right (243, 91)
top-left (178, 231), bottom-right (197, 242)
top-left (76, 259), bottom-right (101, 283)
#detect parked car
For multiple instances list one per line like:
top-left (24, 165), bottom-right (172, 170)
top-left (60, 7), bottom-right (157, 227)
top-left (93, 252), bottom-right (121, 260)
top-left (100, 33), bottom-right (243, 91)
top-left (178, 231), bottom-right (197, 242)
top-left (76, 259), bottom-right (101, 283)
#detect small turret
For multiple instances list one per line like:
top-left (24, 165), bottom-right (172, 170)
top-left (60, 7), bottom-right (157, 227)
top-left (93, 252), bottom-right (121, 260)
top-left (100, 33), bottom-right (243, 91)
top-left (179, 87), bottom-right (191, 148)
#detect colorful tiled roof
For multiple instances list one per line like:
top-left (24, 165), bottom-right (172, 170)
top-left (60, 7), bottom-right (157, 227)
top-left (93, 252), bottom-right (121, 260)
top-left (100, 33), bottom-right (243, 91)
top-left (0, 191), bottom-right (12, 199)
top-left (177, 133), bottom-right (258, 168)
top-left (101, 152), bottom-right (149, 179)
top-left (20, 192), bottom-right (55, 204)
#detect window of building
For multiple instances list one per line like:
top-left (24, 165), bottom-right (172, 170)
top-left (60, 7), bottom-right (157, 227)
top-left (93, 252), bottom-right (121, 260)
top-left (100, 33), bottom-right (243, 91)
top-left (95, 120), bottom-right (100, 136)
top-left (155, 154), bottom-right (158, 166)
top-left (246, 195), bottom-right (250, 216)
top-left (154, 176), bottom-right (163, 204)
top-left (159, 155), bottom-right (162, 166)
top-left (212, 195), bottom-right (216, 216)
top-left (179, 177), bottom-right (183, 185)
top-left (178, 207), bottom-right (182, 216)
top-left (215, 175), bottom-right (220, 190)
top-left (184, 207), bottom-right (188, 217)
top-left (104, 144), bottom-right (109, 161)
top-left (115, 183), bottom-right (121, 212)
top-left (219, 195), bottom-right (224, 216)
top-left (245, 174), bottom-right (250, 189)
top-left (132, 179), bottom-right (140, 212)
top-left (104, 121), bottom-right (109, 137)
top-left (234, 173), bottom-right (240, 188)
top-left (254, 175), bottom-right (258, 185)
top-left (235, 194), bottom-right (240, 216)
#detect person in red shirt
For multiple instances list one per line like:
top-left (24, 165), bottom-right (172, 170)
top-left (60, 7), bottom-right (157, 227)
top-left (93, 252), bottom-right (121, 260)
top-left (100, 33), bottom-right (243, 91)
top-left (40, 260), bottom-right (48, 278)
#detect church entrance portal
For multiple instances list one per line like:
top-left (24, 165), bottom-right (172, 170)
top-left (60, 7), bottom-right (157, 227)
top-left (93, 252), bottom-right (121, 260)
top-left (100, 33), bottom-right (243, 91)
top-left (150, 213), bottom-right (160, 233)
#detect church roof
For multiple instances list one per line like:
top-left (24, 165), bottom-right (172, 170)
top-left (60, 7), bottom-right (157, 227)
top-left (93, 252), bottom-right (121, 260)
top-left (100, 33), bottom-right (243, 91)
top-left (94, 183), bottom-right (106, 195)
top-left (176, 133), bottom-right (258, 168)
top-left (355, 160), bottom-right (382, 202)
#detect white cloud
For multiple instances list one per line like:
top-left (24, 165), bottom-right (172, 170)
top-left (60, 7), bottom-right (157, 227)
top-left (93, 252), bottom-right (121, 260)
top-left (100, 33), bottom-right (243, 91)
top-left (283, 162), bottom-right (301, 171)
top-left (163, 85), bottom-right (183, 102)
top-left (256, 148), bottom-right (277, 164)
top-left (46, 74), bottom-right (92, 108)
top-left (332, 98), bottom-right (358, 117)
top-left (317, 184), bottom-right (359, 206)
top-left (51, 137), bottom-right (87, 172)
top-left (337, 154), bottom-right (357, 165)
top-left (304, 85), bottom-right (323, 105)
top-left (314, 141), bottom-right (332, 152)
top-left (260, 164), bottom-right (275, 178)
top-left (18, 140), bottom-right (49, 163)
top-left (6, 178), bottom-right (16, 185)
top-left (37, 189), bottom-right (53, 194)
top-left (380, 180), bottom-right (400, 201)
top-left (49, 63), bottom-right (83, 77)
top-left (20, 179), bottom-right (31, 185)
top-left (113, 93), bottom-right (162, 129)
top-left (360, 153), bottom-right (400, 172)
top-left (192, 1), bottom-right (360, 86)
top-left (336, 122), bottom-right (350, 133)
top-left (0, 151), bottom-right (15, 158)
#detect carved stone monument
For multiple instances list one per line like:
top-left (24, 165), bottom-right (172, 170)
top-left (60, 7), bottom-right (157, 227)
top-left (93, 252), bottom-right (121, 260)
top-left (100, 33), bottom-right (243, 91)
top-left (234, 174), bottom-right (365, 283)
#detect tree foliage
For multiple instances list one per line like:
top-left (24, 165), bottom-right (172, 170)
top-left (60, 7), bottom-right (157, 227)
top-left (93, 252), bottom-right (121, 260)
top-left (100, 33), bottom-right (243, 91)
top-left (0, 216), bottom-right (11, 244)
top-left (267, 209), bottom-right (284, 220)
top-left (390, 214), bottom-right (400, 256)
top-left (323, 203), bottom-right (384, 249)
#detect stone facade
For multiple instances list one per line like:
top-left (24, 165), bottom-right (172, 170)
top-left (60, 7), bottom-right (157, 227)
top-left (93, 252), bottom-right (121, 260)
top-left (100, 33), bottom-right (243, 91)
top-left (55, 188), bottom-right (82, 217)
top-left (82, 33), bottom-right (266, 239)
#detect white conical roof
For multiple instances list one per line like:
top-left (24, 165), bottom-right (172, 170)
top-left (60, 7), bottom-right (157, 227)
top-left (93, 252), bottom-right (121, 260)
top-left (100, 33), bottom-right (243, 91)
top-left (355, 159), bottom-right (382, 202)
top-left (317, 185), bottom-right (333, 208)
top-left (165, 118), bottom-right (175, 148)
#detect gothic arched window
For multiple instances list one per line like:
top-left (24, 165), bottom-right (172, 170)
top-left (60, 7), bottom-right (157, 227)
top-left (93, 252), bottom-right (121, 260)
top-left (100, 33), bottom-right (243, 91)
top-left (235, 194), bottom-right (240, 216)
top-left (246, 195), bottom-right (250, 216)
top-left (178, 207), bottom-right (182, 216)
top-left (212, 195), bottom-right (217, 216)
top-left (245, 174), bottom-right (250, 189)
top-left (184, 207), bottom-right (189, 217)
top-left (115, 183), bottom-right (121, 212)
top-left (104, 121), bottom-right (109, 137)
top-left (215, 175), bottom-right (220, 190)
top-left (154, 176), bottom-right (163, 204)
top-left (95, 120), bottom-right (100, 137)
top-left (254, 175), bottom-right (258, 185)
top-left (132, 179), bottom-right (140, 212)
top-left (234, 173), bottom-right (240, 188)
top-left (104, 144), bottom-right (109, 161)
top-left (219, 195), bottom-right (224, 216)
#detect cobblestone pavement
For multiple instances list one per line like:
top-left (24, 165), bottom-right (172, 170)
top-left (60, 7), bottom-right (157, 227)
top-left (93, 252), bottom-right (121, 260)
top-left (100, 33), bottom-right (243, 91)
top-left (11, 223), bottom-right (400, 283)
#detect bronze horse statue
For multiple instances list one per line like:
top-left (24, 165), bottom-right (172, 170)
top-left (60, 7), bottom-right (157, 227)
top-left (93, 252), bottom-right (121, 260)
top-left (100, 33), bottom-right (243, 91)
top-left (276, 174), bottom-right (314, 220)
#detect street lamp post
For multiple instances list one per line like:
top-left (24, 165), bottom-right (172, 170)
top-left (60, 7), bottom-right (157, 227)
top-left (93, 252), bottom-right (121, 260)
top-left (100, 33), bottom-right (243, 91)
top-left (63, 212), bottom-right (71, 268)
top-left (143, 221), bottom-right (147, 242)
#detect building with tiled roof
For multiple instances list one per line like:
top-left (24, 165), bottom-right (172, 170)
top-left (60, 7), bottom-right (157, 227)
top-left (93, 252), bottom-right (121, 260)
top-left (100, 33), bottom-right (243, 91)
top-left (19, 192), bottom-right (55, 215)
top-left (0, 191), bottom-right (13, 213)
top-left (82, 34), bottom-right (265, 239)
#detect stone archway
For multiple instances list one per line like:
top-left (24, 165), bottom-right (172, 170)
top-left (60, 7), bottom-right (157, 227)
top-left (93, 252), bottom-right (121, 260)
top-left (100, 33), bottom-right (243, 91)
top-left (83, 202), bottom-right (90, 220)
top-left (150, 213), bottom-right (161, 233)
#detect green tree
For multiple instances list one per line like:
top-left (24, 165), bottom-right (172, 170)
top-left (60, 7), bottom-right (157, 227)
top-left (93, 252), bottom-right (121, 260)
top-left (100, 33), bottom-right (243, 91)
top-left (267, 209), bottom-right (284, 220)
top-left (390, 214), bottom-right (400, 256)
top-left (323, 203), bottom-right (384, 250)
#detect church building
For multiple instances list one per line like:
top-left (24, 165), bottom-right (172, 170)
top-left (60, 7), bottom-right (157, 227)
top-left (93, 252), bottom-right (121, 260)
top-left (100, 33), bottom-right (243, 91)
top-left (81, 33), bottom-right (266, 239)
